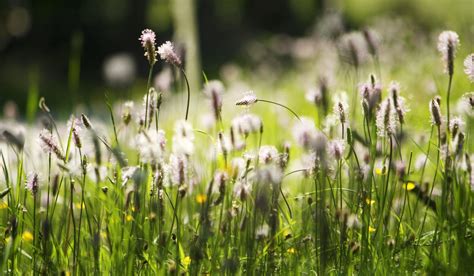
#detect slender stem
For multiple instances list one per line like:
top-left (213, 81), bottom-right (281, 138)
top-left (180, 67), bottom-right (191, 121)
top-left (446, 74), bottom-right (453, 127)
top-left (257, 99), bottom-right (301, 121)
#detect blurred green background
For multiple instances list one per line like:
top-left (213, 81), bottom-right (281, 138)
top-left (0, 0), bottom-right (472, 117)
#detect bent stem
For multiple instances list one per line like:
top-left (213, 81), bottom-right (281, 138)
top-left (257, 99), bottom-right (301, 121)
top-left (180, 67), bottom-right (191, 121)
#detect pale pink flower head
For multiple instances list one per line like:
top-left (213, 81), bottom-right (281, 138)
top-left (236, 91), bottom-right (258, 106)
top-left (139, 29), bottom-right (157, 65)
top-left (25, 172), bottom-right (40, 196)
top-left (437, 31), bottom-right (460, 75)
top-left (157, 41), bottom-right (182, 66)
top-left (464, 54), bottom-right (474, 82)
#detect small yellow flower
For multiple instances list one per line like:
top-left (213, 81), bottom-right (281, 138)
top-left (365, 198), bottom-right (375, 205)
top-left (75, 202), bottom-right (85, 209)
top-left (287, 247), bottom-right (296, 254)
top-left (22, 231), bottom-right (34, 242)
top-left (196, 194), bottom-right (207, 204)
top-left (131, 206), bottom-right (136, 212)
top-left (368, 226), bottom-right (376, 233)
top-left (0, 201), bottom-right (8, 209)
top-left (182, 256), bottom-right (191, 267)
top-left (126, 214), bottom-right (133, 222)
top-left (375, 167), bottom-right (387, 175)
top-left (403, 182), bottom-right (416, 191)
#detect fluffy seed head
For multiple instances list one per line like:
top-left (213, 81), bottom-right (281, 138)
top-left (39, 129), bottom-right (65, 161)
top-left (376, 98), bottom-right (396, 137)
top-left (157, 41), bottom-right (182, 66)
top-left (235, 91), bottom-right (258, 106)
top-left (135, 129), bottom-right (166, 164)
top-left (292, 117), bottom-right (318, 150)
top-left (203, 80), bottom-right (225, 120)
top-left (437, 31), bottom-right (460, 75)
top-left (430, 98), bottom-right (442, 126)
top-left (231, 113), bottom-right (261, 137)
top-left (25, 172), bottom-right (39, 195)
top-left (258, 145), bottom-right (279, 164)
top-left (464, 54), bottom-right (474, 82)
top-left (139, 29), bottom-right (157, 65)
top-left (328, 139), bottom-right (345, 160)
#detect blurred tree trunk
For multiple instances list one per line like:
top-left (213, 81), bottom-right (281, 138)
top-left (172, 0), bottom-right (201, 94)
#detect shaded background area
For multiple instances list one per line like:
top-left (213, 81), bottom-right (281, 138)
top-left (0, 0), bottom-right (472, 116)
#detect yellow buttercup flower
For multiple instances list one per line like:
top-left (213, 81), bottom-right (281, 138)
top-left (22, 231), bottom-right (34, 242)
top-left (126, 214), bottom-right (133, 222)
top-left (403, 182), bottom-right (416, 191)
top-left (369, 226), bottom-right (376, 233)
top-left (365, 198), bottom-right (375, 205)
top-left (196, 194), bottom-right (207, 204)
top-left (287, 247), bottom-right (296, 254)
top-left (75, 202), bottom-right (85, 209)
top-left (182, 256), bottom-right (191, 267)
top-left (375, 167), bottom-right (386, 175)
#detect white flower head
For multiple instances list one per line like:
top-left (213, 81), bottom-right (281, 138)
top-left (235, 91), bottom-right (258, 106)
top-left (232, 113), bottom-right (262, 136)
top-left (292, 117), bottom-right (318, 150)
top-left (157, 41), bottom-right (182, 66)
top-left (258, 145), bottom-right (279, 164)
top-left (135, 129), bottom-right (167, 163)
top-left (437, 31), bottom-right (460, 74)
top-left (139, 29), bottom-right (157, 65)
top-left (328, 139), bottom-right (345, 160)
top-left (464, 54), bottom-right (474, 82)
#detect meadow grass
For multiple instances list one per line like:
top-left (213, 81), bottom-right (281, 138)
top-left (0, 24), bottom-right (473, 275)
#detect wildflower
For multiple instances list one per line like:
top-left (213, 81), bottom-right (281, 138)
top-left (365, 198), bottom-right (375, 205)
top-left (305, 87), bottom-right (322, 106)
top-left (256, 165), bottom-right (283, 185)
top-left (135, 129), bottom-right (166, 163)
top-left (333, 92), bottom-right (349, 125)
top-left (429, 98), bottom-right (442, 126)
top-left (231, 113), bottom-right (262, 137)
top-left (196, 194), bottom-right (207, 204)
top-left (233, 180), bottom-right (251, 200)
top-left (182, 256), bottom-right (191, 267)
top-left (126, 214), bottom-right (133, 222)
top-left (68, 116), bottom-right (83, 149)
top-left (464, 54), bottom-right (474, 82)
top-left (255, 224), bottom-right (270, 239)
top-left (22, 231), bottom-right (33, 242)
top-left (258, 145), bottom-right (279, 164)
top-left (287, 248), bottom-right (296, 254)
top-left (39, 129), bottom-right (65, 161)
top-left (172, 120), bottom-right (195, 156)
top-left (292, 117), bottom-right (318, 150)
top-left (122, 101), bottom-right (134, 125)
top-left (437, 31), bottom-right (460, 75)
top-left (235, 91), bottom-right (258, 106)
top-left (328, 139), bottom-right (345, 160)
top-left (157, 41), bottom-right (182, 66)
top-left (375, 167), bottom-right (386, 175)
top-left (0, 201), bottom-right (7, 209)
top-left (25, 172), bottom-right (39, 195)
top-left (368, 226), bottom-right (376, 233)
top-left (339, 32), bottom-right (367, 68)
top-left (169, 154), bottom-right (187, 186)
top-left (203, 80), bottom-right (225, 120)
top-left (376, 98), bottom-right (396, 137)
top-left (449, 116), bottom-right (465, 137)
top-left (362, 28), bottom-right (379, 56)
top-left (389, 81), bottom-right (408, 124)
top-left (78, 116), bottom-right (92, 134)
top-left (403, 182), bottom-right (416, 191)
top-left (139, 29), bottom-right (157, 65)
